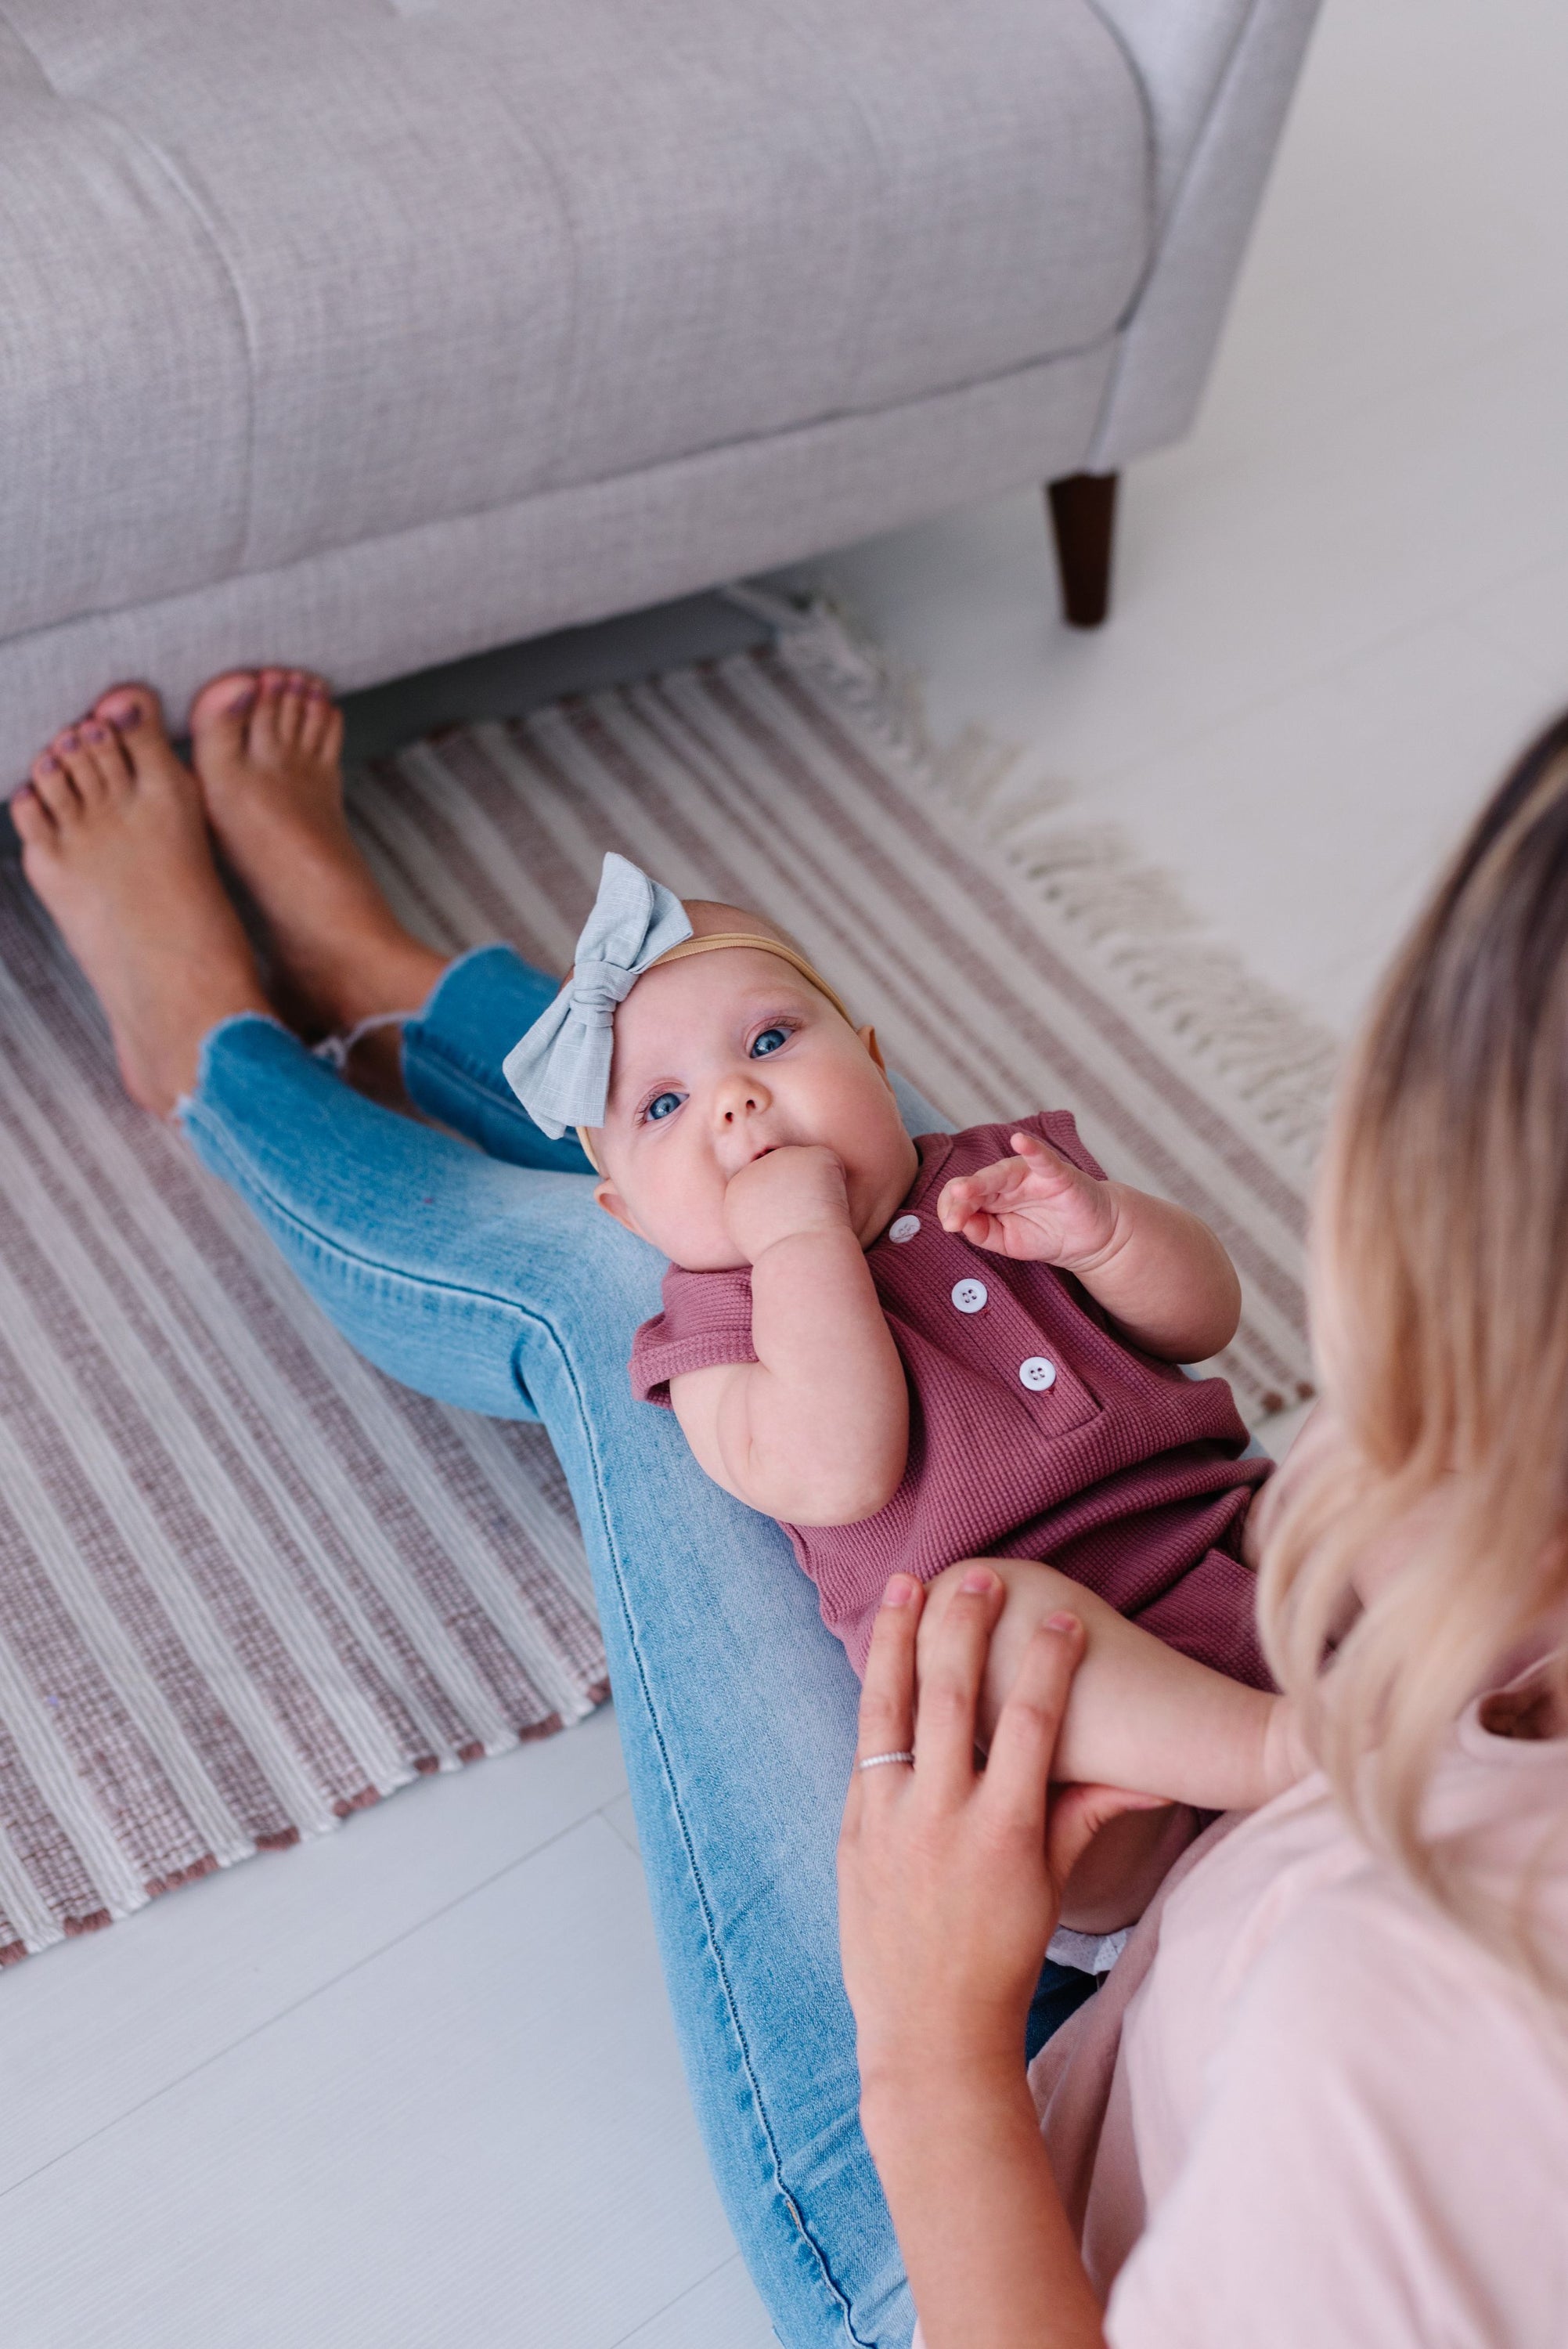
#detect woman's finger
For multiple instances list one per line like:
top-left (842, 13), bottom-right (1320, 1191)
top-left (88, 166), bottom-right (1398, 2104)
top-left (912, 1564), bottom-right (1005, 1801)
top-left (980, 1608), bottom-right (1083, 1835)
top-left (852, 1575), bottom-right (925, 1783)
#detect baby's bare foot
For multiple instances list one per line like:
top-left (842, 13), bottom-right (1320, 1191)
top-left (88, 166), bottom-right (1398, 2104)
top-left (11, 697), bottom-right (270, 1114)
top-left (175, 668), bottom-right (443, 1036)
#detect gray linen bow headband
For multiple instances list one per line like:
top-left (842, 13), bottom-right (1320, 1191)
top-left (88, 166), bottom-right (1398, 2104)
top-left (503, 853), bottom-right (856, 1151)
top-left (502, 853), bottom-right (693, 1140)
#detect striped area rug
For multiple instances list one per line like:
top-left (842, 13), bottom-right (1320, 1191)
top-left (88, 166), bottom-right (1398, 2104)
top-left (0, 883), bottom-right (604, 1964)
top-left (0, 600), bottom-right (1335, 1961)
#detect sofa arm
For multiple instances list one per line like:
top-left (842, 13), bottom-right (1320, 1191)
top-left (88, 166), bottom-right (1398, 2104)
top-left (1084, 0), bottom-right (1323, 471)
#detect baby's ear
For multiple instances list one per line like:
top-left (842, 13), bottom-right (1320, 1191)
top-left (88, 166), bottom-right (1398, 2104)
top-left (593, 1175), bottom-right (648, 1241)
top-left (860, 1023), bottom-right (888, 1073)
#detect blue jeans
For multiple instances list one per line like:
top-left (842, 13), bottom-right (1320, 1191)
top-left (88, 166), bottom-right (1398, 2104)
top-left (179, 944), bottom-right (1088, 2348)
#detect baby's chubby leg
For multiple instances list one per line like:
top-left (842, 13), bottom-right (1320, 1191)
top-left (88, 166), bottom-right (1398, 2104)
top-left (916, 1561), bottom-right (1193, 1932)
top-left (917, 1557), bottom-right (1305, 1927)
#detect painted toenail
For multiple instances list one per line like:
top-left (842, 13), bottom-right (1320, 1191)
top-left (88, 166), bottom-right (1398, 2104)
top-left (226, 685), bottom-right (258, 714)
top-left (37, 754), bottom-right (59, 774)
top-left (114, 702), bottom-right (142, 730)
top-left (59, 731), bottom-right (78, 750)
top-left (82, 723), bottom-right (106, 743)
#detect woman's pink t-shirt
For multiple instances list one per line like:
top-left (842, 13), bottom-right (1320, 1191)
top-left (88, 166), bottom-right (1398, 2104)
top-left (1042, 1688), bottom-right (1568, 2346)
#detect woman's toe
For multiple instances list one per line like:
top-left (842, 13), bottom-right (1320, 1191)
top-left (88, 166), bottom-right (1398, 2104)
top-left (92, 681), bottom-right (160, 737)
top-left (58, 727), bottom-right (107, 806)
top-left (11, 781), bottom-right (56, 850)
top-left (75, 720), bottom-right (132, 803)
top-left (30, 756), bottom-right (79, 832)
top-left (274, 673), bottom-right (311, 750)
top-left (100, 691), bottom-right (186, 796)
top-left (247, 669), bottom-right (288, 758)
top-left (297, 682), bottom-right (337, 758)
top-left (188, 669), bottom-right (258, 756)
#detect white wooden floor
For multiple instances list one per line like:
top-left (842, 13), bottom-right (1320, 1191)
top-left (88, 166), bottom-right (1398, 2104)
top-left (5, 2), bottom-right (1568, 2341)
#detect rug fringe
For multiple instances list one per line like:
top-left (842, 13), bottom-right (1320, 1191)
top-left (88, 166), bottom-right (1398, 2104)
top-left (738, 583), bottom-right (1340, 1166)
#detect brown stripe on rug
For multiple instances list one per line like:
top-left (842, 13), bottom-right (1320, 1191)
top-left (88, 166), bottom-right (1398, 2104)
top-left (0, 595), bottom-right (1333, 1961)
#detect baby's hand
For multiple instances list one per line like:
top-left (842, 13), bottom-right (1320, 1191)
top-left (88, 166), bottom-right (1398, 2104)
top-left (937, 1131), bottom-right (1121, 1268)
top-left (724, 1143), bottom-right (852, 1263)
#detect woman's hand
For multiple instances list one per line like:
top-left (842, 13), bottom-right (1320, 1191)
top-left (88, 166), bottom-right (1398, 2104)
top-left (838, 1566), bottom-right (1152, 2349)
top-left (838, 1565), bottom-right (1160, 2098)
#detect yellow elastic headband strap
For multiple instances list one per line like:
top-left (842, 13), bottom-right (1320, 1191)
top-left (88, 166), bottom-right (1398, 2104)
top-left (574, 933), bottom-right (855, 1172)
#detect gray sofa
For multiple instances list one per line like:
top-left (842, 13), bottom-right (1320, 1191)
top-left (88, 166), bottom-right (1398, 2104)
top-left (0, 0), bottom-right (1319, 782)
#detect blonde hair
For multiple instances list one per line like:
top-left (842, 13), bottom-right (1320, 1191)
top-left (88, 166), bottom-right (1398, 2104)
top-left (1258, 714), bottom-right (1568, 2005)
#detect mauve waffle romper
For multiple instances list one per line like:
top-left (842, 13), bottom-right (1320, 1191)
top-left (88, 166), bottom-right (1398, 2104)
top-left (631, 1112), bottom-right (1273, 1684)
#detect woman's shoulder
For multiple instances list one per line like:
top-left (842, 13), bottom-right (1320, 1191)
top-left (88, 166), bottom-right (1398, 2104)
top-left (1167, 1688), bottom-right (1568, 1977)
top-left (1184, 1722), bottom-right (1568, 2053)
top-left (1231, 1854), bottom-right (1568, 2093)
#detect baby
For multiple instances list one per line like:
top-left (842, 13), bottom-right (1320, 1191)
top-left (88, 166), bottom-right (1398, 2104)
top-left (508, 857), bottom-right (1304, 1928)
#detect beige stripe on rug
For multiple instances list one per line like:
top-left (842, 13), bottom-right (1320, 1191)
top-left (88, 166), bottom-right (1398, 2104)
top-left (0, 598), bottom-right (1335, 1961)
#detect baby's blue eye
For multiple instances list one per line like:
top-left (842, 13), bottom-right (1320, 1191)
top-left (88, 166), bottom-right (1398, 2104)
top-left (647, 1091), bottom-right (683, 1122)
top-left (751, 1027), bottom-right (789, 1059)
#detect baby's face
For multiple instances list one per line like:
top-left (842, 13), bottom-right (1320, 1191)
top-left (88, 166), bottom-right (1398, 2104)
top-left (590, 944), bottom-right (917, 1270)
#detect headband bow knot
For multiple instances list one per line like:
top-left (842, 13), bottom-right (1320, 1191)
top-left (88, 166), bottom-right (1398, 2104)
top-left (502, 853), bottom-right (692, 1138)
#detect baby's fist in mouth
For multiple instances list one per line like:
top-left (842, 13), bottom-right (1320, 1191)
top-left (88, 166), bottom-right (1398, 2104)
top-left (724, 1143), bottom-right (852, 1261)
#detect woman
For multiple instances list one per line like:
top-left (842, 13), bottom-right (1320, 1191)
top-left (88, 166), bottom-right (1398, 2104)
top-left (18, 673), bottom-right (1566, 2347)
top-left (838, 717), bottom-right (1568, 2343)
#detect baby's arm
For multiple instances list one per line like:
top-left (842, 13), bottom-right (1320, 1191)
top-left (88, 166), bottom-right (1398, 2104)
top-left (669, 1145), bottom-right (909, 1524)
top-left (937, 1129), bottom-right (1240, 1362)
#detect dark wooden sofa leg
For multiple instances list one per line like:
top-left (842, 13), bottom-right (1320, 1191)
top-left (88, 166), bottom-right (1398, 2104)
top-left (1046, 472), bottom-right (1119, 628)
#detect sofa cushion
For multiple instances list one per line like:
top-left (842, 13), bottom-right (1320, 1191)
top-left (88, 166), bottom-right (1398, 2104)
top-left (0, 0), bottom-right (1151, 643)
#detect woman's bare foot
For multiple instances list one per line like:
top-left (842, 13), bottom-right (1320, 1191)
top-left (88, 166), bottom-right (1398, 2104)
top-left (169, 669), bottom-right (444, 1036)
top-left (11, 698), bottom-right (271, 1115)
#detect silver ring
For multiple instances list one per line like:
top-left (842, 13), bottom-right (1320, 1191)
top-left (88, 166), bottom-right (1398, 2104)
top-left (856, 1749), bottom-right (915, 1772)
